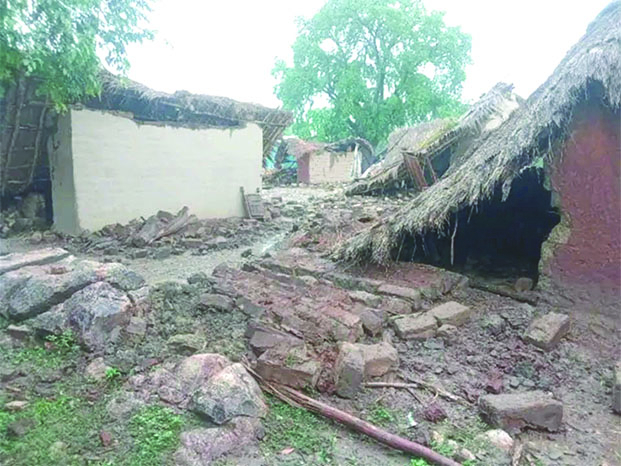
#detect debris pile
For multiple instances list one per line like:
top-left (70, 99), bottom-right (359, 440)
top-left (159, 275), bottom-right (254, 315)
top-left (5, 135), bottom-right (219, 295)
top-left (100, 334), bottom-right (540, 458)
top-left (0, 193), bottom-right (48, 237)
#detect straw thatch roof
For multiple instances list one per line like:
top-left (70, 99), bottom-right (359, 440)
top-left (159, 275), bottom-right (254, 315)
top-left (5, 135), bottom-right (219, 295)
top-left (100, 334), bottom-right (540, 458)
top-left (89, 71), bottom-right (293, 159)
top-left (336, 1), bottom-right (621, 264)
top-left (347, 82), bottom-right (520, 195)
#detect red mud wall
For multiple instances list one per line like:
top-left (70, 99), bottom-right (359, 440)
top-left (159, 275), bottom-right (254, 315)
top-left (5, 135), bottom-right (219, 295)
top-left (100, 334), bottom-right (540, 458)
top-left (545, 101), bottom-right (620, 305)
top-left (297, 154), bottom-right (310, 184)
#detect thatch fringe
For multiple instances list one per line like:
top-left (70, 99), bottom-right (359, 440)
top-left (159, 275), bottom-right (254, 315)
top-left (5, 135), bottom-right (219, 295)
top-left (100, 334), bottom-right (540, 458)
top-left (335, 1), bottom-right (621, 264)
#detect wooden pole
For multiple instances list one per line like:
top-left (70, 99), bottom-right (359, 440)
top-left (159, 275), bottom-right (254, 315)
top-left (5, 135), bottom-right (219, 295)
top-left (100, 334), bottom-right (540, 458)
top-left (260, 380), bottom-right (462, 466)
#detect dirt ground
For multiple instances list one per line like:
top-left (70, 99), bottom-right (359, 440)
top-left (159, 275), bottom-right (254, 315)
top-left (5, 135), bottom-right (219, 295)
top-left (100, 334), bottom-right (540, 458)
top-left (1, 185), bottom-right (619, 466)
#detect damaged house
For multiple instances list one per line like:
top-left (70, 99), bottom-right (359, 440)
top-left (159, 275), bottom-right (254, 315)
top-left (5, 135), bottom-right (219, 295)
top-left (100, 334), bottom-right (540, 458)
top-left (337, 2), bottom-right (620, 310)
top-left (0, 72), bottom-right (292, 234)
top-left (347, 82), bottom-right (521, 196)
top-left (273, 136), bottom-right (375, 184)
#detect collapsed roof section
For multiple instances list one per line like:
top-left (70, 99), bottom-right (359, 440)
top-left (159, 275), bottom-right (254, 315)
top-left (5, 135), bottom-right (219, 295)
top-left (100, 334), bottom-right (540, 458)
top-left (346, 82), bottom-right (521, 196)
top-left (335, 0), bottom-right (621, 264)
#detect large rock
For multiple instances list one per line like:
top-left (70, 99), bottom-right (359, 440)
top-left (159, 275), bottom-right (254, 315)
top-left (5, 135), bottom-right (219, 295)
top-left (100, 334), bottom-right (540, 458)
top-left (0, 257), bottom-right (143, 321)
top-left (613, 361), bottom-right (621, 414)
top-left (428, 301), bottom-right (472, 326)
top-left (479, 391), bottom-right (563, 433)
top-left (254, 345), bottom-right (321, 390)
top-left (30, 282), bottom-right (133, 350)
top-left (0, 248), bottom-right (70, 275)
top-left (524, 312), bottom-right (570, 350)
top-left (191, 363), bottom-right (267, 425)
top-left (175, 417), bottom-right (262, 466)
top-left (392, 313), bottom-right (437, 339)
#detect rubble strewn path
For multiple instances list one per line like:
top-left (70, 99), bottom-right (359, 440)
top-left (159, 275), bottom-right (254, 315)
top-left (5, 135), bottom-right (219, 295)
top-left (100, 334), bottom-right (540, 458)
top-left (1, 185), bottom-right (619, 466)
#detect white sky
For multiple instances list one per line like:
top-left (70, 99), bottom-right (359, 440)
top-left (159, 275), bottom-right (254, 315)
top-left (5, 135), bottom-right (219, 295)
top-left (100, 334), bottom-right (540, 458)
top-left (125, 0), bottom-right (612, 107)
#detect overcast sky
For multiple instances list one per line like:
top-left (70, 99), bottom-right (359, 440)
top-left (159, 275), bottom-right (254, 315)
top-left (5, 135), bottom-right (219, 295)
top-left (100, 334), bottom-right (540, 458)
top-left (125, 0), bottom-right (612, 107)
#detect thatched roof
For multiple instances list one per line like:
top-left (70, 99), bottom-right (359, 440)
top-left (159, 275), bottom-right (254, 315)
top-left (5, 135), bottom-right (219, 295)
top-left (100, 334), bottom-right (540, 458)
top-left (89, 71), bottom-right (293, 159)
top-left (347, 82), bottom-right (520, 195)
top-left (336, 1), bottom-right (621, 264)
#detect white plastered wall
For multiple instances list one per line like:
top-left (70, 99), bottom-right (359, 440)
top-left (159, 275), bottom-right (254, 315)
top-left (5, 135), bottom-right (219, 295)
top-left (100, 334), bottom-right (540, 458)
top-left (51, 108), bottom-right (262, 233)
top-left (309, 151), bottom-right (355, 184)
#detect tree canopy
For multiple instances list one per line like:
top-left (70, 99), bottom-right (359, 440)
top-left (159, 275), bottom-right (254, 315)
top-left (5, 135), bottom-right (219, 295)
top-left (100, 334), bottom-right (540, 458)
top-left (0, 0), bottom-right (153, 108)
top-left (273, 0), bottom-right (471, 146)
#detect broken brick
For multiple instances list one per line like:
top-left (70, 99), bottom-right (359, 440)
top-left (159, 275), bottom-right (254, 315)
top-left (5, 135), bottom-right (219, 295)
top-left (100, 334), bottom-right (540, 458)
top-left (524, 312), bottom-right (570, 350)
top-left (429, 301), bottom-right (472, 326)
top-left (392, 313), bottom-right (437, 339)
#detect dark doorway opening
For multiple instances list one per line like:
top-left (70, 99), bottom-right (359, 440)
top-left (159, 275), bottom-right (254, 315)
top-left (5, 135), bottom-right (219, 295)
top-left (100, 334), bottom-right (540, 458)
top-left (395, 170), bottom-right (561, 281)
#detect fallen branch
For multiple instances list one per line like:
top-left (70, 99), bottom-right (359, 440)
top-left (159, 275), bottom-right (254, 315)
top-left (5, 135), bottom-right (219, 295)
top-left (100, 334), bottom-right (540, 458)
top-left (397, 373), bottom-right (472, 406)
top-left (469, 280), bottom-right (538, 305)
top-left (246, 366), bottom-right (461, 466)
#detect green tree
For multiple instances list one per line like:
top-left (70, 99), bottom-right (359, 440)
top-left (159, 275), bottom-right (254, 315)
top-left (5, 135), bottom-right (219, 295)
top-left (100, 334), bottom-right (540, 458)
top-left (273, 0), bottom-right (471, 146)
top-left (0, 0), bottom-right (153, 108)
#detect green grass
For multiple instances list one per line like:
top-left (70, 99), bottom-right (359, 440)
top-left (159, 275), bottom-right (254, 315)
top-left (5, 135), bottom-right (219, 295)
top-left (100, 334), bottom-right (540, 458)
top-left (127, 405), bottom-right (184, 466)
top-left (261, 396), bottom-right (336, 461)
top-left (366, 403), bottom-right (396, 428)
top-left (0, 395), bottom-right (108, 465)
top-left (5, 330), bottom-right (80, 370)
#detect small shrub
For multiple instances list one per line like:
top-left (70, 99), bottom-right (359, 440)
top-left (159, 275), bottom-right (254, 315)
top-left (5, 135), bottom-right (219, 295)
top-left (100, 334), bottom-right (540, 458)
top-left (105, 367), bottom-right (122, 382)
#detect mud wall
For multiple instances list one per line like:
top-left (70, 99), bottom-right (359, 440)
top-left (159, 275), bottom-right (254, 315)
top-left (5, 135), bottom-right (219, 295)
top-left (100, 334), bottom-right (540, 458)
top-left (307, 151), bottom-right (354, 184)
top-left (297, 154), bottom-right (310, 184)
top-left (540, 101), bottom-right (621, 307)
top-left (48, 111), bottom-right (80, 233)
top-left (51, 108), bottom-right (262, 233)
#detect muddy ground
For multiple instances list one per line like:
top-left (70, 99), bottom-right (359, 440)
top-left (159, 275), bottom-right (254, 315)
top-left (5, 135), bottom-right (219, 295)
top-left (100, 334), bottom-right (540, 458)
top-left (0, 185), bottom-right (619, 466)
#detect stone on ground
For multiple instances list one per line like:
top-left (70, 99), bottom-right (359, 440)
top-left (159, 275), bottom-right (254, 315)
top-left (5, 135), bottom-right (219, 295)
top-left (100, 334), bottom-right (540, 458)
top-left (167, 333), bottom-right (205, 354)
top-left (335, 342), bottom-right (365, 398)
top-left (254, 345), bottom-right (321, 390)
top-left (4, 400), bottom-right (28, 412)
top-left (359, 342), bottom-right (399, 377)
top-left (191, 363), bottom-right (267, 425)
top-left (392, 313), bottom-right (437, 339)
top-left (125, 316), bottom-right (147, 338)
top-left (0, 248), bottom-right (70, 275)
top-left (31, 281), bottom-right (133, 350)
top-left (86, 357), bottom-right (111, 381)
top-left (247, 325), bottom-right (303, 356)
top-left (355, 307), bottom-right (384, 336)
top-left (613, 361), bottom-right (621, 414)
top-left (348, 290), bottom-right (382, 308)
top-left (479, 391), bottom-right (563, 433)
top-left (0, 256), bottom-right (143, 322)
top-left (377, 283), bottom-right (422, 309)
top-left (334, 341), bottom-right (399, 398)
top-left (514, 277), bottom-right (534, 292)
top-left (198, 293), bottom-right (235, 312)
top-left (429, 301), bottom-right (472, 326)
top-left (175, 417), bottom-right (262, 466)
top-left (477, 429), bottom-right (514, 453)
top-left (6, 325), bottom-right (32, 341)
top-left (524, 312), bottom-right (570, 350)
